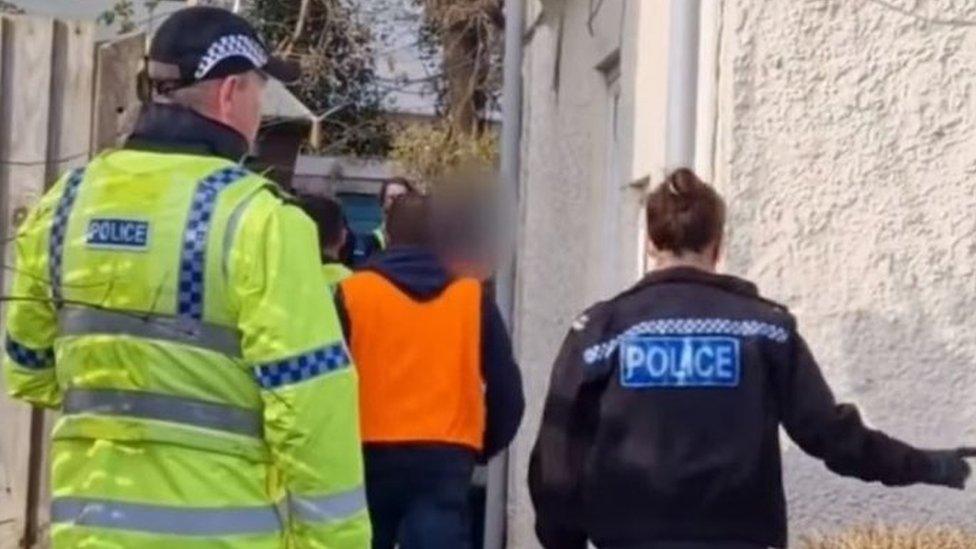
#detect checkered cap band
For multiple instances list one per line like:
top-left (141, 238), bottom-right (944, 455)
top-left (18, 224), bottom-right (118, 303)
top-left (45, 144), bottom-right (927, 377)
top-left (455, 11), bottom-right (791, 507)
top-left (5, 334), bottom-right (54, 370)
top-left (195, 34), bottom-right (269, 80)
top-left (254, 343), bottom-right (351, 389)
top-left (177, 166), bottom-right (249, 321)
top-left (48, 169), bottom-right (86, 305)
top-left (582, 318), bottom-right (791, 365)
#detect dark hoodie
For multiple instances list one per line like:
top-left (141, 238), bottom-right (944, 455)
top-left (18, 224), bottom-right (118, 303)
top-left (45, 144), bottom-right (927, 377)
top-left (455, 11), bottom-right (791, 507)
top-left (335, 247), bottom-right (525, 465)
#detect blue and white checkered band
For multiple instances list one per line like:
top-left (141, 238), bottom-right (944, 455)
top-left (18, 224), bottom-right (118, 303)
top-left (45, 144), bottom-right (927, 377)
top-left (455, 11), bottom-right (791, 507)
top-left (177, 166), bottom-right (248, 321)
top-left (5, 334), bottom-right (54, 370)
top-left (195, 34), bottom-right (269, 80)
top-left (254, 343), bottom-right (352, 389)
top-left (582, 318), bottom-right (790, 366)
top-left (48, 168), bottom-right (86, 306)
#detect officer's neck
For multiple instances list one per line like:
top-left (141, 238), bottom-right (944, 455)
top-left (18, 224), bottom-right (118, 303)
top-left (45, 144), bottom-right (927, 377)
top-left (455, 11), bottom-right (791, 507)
top-left (653, 252), bottom-right (717, 273)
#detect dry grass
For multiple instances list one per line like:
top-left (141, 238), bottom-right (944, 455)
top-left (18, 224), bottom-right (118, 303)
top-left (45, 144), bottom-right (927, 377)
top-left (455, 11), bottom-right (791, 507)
top-left (801, 525), bottom-right (976, 549)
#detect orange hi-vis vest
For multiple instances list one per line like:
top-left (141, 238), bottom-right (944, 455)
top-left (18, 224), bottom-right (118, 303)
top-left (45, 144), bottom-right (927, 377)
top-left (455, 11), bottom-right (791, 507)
top-left (341, 271), bottom-right (486, 451)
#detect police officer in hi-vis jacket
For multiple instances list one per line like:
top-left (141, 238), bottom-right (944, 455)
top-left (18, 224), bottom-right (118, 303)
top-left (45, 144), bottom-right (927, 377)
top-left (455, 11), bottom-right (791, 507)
top-left (3, 7), bottom-right (369, 548)
top-left (529, 168), bottom-right (975, 549)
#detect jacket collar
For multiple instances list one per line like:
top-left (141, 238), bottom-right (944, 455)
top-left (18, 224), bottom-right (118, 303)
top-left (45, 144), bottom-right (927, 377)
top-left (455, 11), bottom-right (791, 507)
top-left (634, 266), bottom-right (759, 298)
top-left (125, 103), bottom-right (249, 162)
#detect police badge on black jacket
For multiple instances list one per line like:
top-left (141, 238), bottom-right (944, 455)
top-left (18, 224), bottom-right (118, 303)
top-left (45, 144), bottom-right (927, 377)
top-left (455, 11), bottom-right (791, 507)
top-left (528, 170), bottom-right (974, 549)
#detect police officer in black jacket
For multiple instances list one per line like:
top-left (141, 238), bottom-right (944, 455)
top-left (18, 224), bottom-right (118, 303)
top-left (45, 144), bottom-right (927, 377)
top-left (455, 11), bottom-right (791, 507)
top-left (528, 169), bottom-right (975, 549)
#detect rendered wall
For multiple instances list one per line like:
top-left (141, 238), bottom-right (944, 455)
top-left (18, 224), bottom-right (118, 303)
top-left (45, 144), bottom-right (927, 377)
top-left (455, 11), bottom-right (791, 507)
top-left (715, 0), bottom-right (976, 536)
top-left (511, 0), bottom-right (976, 545)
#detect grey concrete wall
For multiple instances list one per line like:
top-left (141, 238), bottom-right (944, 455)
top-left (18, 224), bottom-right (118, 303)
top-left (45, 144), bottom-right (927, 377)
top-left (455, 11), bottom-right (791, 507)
top-left (508, 1), bottom-right (639, 547)
top-left (716, 0), bottom-right (976, 537)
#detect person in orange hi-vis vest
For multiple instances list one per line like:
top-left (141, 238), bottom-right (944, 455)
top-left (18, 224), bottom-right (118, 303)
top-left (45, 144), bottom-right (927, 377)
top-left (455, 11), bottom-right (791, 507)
top-left (336, 193), bottom-right (524, 549)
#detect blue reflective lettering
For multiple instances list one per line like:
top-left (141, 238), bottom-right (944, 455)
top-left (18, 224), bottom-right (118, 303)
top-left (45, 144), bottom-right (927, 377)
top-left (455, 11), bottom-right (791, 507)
top-left (619, 336), bottom-right (740, 388)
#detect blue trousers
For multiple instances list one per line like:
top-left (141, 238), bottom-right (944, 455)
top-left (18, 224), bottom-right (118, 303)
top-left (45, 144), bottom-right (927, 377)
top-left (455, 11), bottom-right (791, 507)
top-left (365, 446), bottom-right (475, 549)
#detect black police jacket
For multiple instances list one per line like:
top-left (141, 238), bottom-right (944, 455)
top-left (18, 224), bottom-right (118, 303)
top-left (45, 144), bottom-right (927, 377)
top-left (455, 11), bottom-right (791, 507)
top-left (528, 267), bottom-right (935, 549)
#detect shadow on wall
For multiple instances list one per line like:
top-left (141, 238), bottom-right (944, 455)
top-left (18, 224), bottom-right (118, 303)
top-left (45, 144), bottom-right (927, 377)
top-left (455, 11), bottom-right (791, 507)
top-left (783, 304), bottom-right (976, 541)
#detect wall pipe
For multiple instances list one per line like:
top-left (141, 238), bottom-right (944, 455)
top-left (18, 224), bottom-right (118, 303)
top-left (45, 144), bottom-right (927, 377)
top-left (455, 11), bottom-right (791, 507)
top-left (665, 0), bottom-right (702, 171)
top-left (485, 0), bottom-right (524, 546)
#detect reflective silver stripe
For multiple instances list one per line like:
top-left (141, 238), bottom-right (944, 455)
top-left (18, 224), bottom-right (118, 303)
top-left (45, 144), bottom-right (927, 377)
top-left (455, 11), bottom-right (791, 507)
top-left (222, 189), bottom-right (262, 280)
top-left (58, 305), bottom-right (242, 358)
top-left (52, 497), bottom-right (282, 536)
top-left (289, 487), bottom-right (367, 524)
top-left (63, 388), bottom-right (262, 438)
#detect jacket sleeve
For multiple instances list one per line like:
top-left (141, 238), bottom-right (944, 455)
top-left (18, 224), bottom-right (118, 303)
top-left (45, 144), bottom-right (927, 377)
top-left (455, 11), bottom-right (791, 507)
top-left (3, 178), bottom-right (67, 408)
top-left (776, 323), bottom-right (933, 486)
top-left (481, 293), bottom-right (524, 459)
top-left (528, 319), bottom-right (606, 549)
top-left (229, 193), bottom-right (370, 548)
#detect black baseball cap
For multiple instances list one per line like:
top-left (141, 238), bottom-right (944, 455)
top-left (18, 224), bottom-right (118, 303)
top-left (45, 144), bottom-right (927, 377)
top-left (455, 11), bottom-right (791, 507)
top-left (148, 6), bottom-right (300, 90)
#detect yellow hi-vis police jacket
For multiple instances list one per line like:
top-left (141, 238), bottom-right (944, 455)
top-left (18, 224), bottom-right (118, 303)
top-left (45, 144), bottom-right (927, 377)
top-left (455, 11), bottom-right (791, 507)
top-left (2, 148), bottom-right (371, 548)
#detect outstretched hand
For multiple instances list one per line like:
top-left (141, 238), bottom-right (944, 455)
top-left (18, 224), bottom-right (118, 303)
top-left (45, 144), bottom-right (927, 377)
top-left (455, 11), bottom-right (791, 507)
top-left (956, 447), bottom-right (976, 459)
top-left (925, 448), bottom-right (975, 490)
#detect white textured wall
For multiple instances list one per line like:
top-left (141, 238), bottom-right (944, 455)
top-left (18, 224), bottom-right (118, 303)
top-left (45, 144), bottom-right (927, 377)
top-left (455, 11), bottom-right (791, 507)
top-left (716, 0), bottom-right (976, 537)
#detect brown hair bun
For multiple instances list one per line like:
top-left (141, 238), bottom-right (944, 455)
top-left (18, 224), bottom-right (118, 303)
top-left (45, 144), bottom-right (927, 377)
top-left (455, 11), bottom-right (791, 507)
top-left (646, 169), bottom-right (726, 255)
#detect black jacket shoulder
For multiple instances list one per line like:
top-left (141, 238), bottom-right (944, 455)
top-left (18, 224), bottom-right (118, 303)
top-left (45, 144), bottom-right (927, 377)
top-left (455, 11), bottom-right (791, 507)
top-left (613, 267), bottom-right (794, 326)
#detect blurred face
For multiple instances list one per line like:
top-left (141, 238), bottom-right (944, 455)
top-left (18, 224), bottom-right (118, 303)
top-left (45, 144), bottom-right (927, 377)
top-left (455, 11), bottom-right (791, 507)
top-left (216, 70), bottom-right (267, 146)
top-left (383, 182), bottom-right (409, 212)
top-left (447, 256), bottom-right (493, 281)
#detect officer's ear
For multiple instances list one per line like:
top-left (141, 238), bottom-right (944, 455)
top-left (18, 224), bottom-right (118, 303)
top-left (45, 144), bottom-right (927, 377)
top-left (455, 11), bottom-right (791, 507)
top-left (216, 74), bottom-right (240, 112)
top-left (646, 238), bottom-right (661, 263)
top-left (709, 234), bottom-right (724, 266)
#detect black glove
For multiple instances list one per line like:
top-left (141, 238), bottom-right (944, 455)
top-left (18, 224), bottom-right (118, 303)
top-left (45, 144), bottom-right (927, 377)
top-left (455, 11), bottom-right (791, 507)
top-left (923, 448), bottom-right (976, 489)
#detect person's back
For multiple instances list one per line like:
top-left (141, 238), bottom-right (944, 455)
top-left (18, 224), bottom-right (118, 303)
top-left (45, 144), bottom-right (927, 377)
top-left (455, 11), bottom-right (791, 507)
top-left (541, 267), bottom-right (803, 546)
top-left (299, 193), bottom-right (353, 289)
top-left (35, 148), bottom-right (283, 546)
top-left (529, 169), bottom-right (974, 549)
top-left (338, 194), bottom-right (524, 549)
top-left (3, 8), bottom-right (369, 547)
top-left (342, 270), bottom-right (485, 448)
